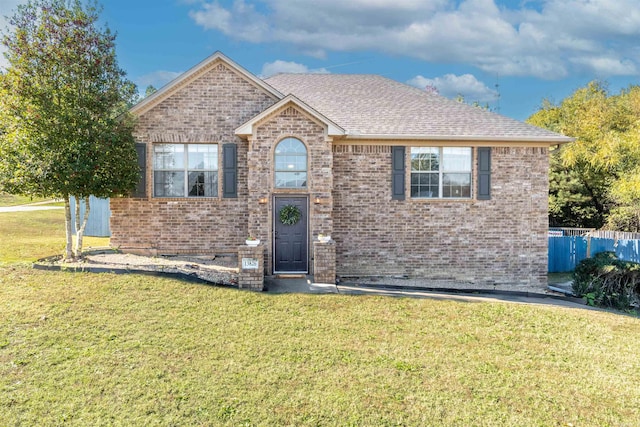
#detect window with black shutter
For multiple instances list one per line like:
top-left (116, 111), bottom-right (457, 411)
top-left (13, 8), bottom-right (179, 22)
top-left (477, 147), bottom-right (491, 200)
top-left (223, 143), bottom-right (238, 198)
top-left (392, 146), bottom-right (405, 200)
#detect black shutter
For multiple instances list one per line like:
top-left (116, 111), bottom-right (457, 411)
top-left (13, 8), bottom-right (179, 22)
top-left (477, 147), bottom-right (491, 200)
top-left (134, 142), bottom-right (146, 198)
top-left (223, 143), bottom-right (237, 198)
top-left (391, 146), bottom-right (405, 200)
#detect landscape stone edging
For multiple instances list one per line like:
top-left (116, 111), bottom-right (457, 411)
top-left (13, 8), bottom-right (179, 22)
top-left (31, 261), bottom-right (238, 286)
top-left (32, 251), bottom-right (238, 287)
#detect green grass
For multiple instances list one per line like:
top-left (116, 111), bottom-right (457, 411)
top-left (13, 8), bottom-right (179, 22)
top-left (0, 194), bottom-right (49, 207)
top-left (0, 208), bottom-right (109, 265)
top-left (1, 268), bottom-right (639, 426)
top-left (1, 209), bottom-right (640, 425)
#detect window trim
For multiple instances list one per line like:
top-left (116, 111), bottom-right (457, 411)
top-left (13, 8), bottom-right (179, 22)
top-left (410, 147), bottom-right (473, 200)
top-left (152, 143), bottom-right (219, 198)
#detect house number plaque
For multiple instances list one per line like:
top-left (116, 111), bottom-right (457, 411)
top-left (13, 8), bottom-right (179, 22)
top-left (242, 258), bottom-right (259, 270)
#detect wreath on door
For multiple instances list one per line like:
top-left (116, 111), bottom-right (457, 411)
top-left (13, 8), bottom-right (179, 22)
top-left (279, 204), bottom-right (301, 225)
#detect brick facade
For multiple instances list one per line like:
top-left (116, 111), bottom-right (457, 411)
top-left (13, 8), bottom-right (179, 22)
top-left (110, 62), bottom-right (277, 254)
top-left (332, 145), bottom-right (549, 287)
top-left (248, 105), bottom-right (333, 273)
top-left (110, 54), bottom-right (552, 290)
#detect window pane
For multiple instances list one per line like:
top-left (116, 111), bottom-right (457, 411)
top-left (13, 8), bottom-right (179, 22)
top-left (154, 171), bottom-right (185, 197)
top-left (443, 147), bottom-right (471, 171)
top-left (153, 144), bottom-right (184, 170)
top-left (275, 138), bottom-right (307, 188)
top-left (153, 143), bottom-right (219, 198)
top-left (443, 173), bottom-right (471, 198)
top-left (188, 171), bottom-right (218, 197)
top-left (275, 154), bottom-right (306, 172)
top-left (410, 172), bottom-right (438, 198)
top-left (188, 144), bottom-right (218, 170)
top-left (275, 172), bottom-right (307, 188)
top-left (275, 137), bottom-right (306, 155)
top-left (411, 147), bottom-right (439, 171)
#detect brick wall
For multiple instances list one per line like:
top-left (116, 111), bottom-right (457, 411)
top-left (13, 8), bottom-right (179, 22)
top-left (110, 61), bottom-right (277, 255)
top-left (109, 58), bottom-right (550, 288)
top-left (332, 145), bottom-right (549, 287)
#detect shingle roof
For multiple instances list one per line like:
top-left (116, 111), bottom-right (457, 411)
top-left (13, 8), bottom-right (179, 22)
top-left (264, 73), bottom-right (571, 142)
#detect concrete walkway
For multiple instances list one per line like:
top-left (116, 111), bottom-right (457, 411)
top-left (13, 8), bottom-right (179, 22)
top-left (265, 276), bottom-right (592, 310)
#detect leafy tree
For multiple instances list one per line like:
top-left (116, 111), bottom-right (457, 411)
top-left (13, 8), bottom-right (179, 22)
top-left (0, 0), bottom-right (139, 259)
top-left (528, 82), bottom-right (640, 231)
top-left (144, 85), bottom-right (157, 97)
top-left (547, 150), bottom-right (606, 228)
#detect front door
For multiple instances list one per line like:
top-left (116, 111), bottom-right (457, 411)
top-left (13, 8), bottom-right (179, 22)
top-left (274, 196), bottom-right (308, 273)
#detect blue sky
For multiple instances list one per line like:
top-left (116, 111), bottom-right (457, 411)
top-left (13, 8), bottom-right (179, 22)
top-left (1, 0), bottom-right (639, 120)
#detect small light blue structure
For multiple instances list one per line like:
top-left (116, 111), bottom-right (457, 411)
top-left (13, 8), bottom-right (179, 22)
top-left (70, 196), bottom-right (111, 237)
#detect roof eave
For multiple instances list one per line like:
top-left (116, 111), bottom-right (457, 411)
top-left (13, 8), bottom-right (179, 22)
top-left (342, 133), bottom-right (575, 144)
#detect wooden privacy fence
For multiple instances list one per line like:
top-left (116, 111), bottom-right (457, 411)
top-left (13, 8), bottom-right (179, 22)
top-left (548, 228), bottom-right (640, 273)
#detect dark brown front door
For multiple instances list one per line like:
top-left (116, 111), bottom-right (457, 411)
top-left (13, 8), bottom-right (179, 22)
top-left (274, 196), bottom-right (308, 273)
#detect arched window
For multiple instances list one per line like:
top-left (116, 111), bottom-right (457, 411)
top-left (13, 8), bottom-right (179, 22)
top-left (274, 138), bottom-right (307, 188)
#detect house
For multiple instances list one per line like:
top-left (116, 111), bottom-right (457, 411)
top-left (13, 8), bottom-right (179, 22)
top-left (110, 51), bottom-right (572, 288)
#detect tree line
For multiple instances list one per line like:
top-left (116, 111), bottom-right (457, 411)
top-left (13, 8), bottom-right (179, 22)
top-left (528, 82), bottom-right (640, 232)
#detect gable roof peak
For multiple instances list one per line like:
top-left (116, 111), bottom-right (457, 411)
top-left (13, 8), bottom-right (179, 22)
top-left (130, 51), bottom-right (283, 116)
top-left (235, 93), bottom-right (345, 138)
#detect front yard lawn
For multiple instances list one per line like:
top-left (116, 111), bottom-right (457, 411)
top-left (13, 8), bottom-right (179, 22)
top-left (1, 207), bottom-right (639, 425)
top-left (0, 194), bottom-right (48, 207)
top-left (1, 267), bottom-right (639, 426)
top-left (0, 209), bottom-right (108, 265)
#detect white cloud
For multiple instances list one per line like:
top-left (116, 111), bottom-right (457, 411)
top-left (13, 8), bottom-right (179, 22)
top-left (135, 70), bottom-right (182, 89)
top-left (569, 56), bottom-right (637, 76)
top-left (189, 0), bottom-right (269, 43)
top-left (407, 74), bottom-right (498, 102)
top-left (189, 0), bottom-right (640, 79)
top-left (260, 60), bottom-right (329, 77)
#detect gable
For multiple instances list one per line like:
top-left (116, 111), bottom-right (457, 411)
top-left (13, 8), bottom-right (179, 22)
top-left (235, 95), bottom-right (345, 139)
top-left (133, 60), bottom-right (280, 143)
top-left (130, 51), bottom-right (282, 117)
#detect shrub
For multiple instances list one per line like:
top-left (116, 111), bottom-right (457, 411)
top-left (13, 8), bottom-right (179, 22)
top-left (572, 251), bottom-right (640, 309)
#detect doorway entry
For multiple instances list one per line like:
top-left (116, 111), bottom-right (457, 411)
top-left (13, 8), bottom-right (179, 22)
top-left (274, 196), bottom-right (308, 273)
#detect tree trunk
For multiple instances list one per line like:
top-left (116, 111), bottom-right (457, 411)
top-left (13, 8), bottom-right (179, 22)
top-left (64, 195), bottom-right (73, 261)
top-left (73, 195), bottom-right (91, 258)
